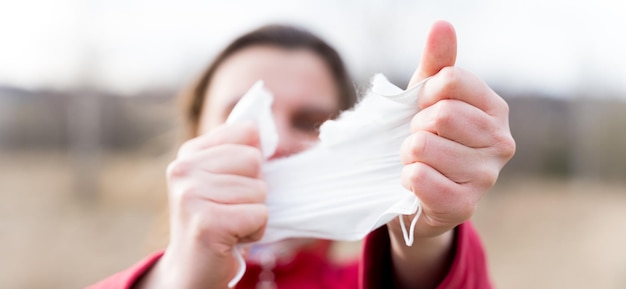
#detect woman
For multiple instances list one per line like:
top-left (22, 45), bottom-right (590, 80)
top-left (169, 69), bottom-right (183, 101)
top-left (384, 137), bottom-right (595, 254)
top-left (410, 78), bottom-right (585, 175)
top-left (88, 21), bottom-right (515, 289)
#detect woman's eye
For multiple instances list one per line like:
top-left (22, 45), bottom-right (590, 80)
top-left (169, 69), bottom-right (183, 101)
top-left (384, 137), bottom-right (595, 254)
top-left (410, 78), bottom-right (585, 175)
top-left (292, 112), bottom-right (330, 133)
top-left (294, 118), bottom-right (322, 132)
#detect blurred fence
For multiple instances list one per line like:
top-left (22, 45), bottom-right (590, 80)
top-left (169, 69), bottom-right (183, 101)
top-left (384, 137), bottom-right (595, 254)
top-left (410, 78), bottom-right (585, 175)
top-left (0, 87), bottom-right (177, 150)
top-left (505, 93), bottom-right (626, 181)
top-left (2, 85), bottom-right (625, 183)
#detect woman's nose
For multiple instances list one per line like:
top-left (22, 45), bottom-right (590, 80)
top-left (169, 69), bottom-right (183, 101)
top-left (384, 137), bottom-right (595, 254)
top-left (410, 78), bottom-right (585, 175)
top-left (269, 117), bottom-right (308, 160)
top-left (269, 129), bottom-right (301, 160)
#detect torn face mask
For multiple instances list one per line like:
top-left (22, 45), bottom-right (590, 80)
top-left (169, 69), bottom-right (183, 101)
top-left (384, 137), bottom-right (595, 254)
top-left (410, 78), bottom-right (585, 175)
top-left (225, 74), bottom-right (426, 287)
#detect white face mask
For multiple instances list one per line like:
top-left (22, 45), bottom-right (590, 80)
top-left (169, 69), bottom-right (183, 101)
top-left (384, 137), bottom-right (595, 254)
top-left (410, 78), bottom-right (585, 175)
top-left (225, 74), bottom-right (426, 287)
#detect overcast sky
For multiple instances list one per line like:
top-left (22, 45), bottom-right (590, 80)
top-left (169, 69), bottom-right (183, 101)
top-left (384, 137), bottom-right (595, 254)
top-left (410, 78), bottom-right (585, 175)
top-left (1, 0), bottom-right (625, 98)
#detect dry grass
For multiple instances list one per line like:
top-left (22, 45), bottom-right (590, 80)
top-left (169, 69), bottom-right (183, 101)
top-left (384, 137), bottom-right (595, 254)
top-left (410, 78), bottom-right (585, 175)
top-left (1, 151), bottom-right (625, 289)
top-left (0, 151), bottom-right (168, 289)
top-left (475, 178), bottom-right (626, 289)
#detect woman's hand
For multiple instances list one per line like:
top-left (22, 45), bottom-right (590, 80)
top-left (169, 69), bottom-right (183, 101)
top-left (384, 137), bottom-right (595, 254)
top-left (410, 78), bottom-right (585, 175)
top-left (136, 122), bottom-right (268, 289)
top-left (388, 21), bottom-right (516, 289)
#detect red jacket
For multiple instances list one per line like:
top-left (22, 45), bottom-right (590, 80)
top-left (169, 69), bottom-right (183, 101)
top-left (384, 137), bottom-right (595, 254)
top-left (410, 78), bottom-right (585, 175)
top-left (86, 222), bottom-right (491, 289)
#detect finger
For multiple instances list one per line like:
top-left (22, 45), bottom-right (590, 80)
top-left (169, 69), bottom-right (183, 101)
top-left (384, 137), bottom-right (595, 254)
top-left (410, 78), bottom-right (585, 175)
top-left (401, 162), bottom-right (474, 228)
top-left (410, 99), bottom-right (500, 148)
top-left (400, 131), bottom-right (497, 187)
top-left (418, 67), bottom-right (509, 119)
top-left (184, 174), bottom-right (267, 205)
top-left (168, 144), bottom-right (263, 178)
top-left (178, 122), bottom-right (260, 157)
top-left (218, 203), bottom-right (268, 243)
top-left (407, 20), bottom-right (457, 88)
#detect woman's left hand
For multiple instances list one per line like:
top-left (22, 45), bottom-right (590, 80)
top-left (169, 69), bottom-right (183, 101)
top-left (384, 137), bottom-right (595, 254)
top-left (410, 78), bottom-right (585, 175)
top-left (387, 20), bottom-right (516, 288)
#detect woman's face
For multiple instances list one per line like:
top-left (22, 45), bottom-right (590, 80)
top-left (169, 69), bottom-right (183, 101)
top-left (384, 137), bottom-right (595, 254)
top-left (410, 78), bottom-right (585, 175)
top-left (199, 45), bottom-right (341, 159)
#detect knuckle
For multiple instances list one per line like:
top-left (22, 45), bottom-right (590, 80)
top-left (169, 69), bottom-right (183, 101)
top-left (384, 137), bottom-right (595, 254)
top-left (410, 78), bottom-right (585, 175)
top-left (236, 122), bottom-right (260, 145)
top-left (500, 97), bottom-right (511, 115)
top-left (180, 183), bottom-right (199, 199)
top-left (170, 182), bottom-right (199, 206)
top-left (400, 137), bottom-right (414, 164)
top-left (242, 146), bottom-right (263, 173)
top-left (475, 152), bottom-right (500, 190)
top-left (493, 131), bottom-right (516, 160)
top-left (487, 91), bottom-right (510, 117)
top-left (166, 159), bottom-right (190, 178)
top-left (477, 167), bottom-right (499, 191)
top-left (410, 112), bottom-right (422, 132)
top-left (252, 208), bottom-right (269, 238)
top-left (239, 121), bottom-right (258, 136)
top-left (503, 135), bottom-right (517, 159)
top-left (405, 163), bottom-right (428, 188)
top-left (433, 100), bottom-right (454, 130)
top-left (206, 128), bottom-right (234, 147)
top-left (438, 66), bottom-right (461, 94)
top-left (177, 139), bottom-right (197, 157)
top-left (247, 206), bottom-right (268, 242)
top-left (409, 132), bottom-right (429, 161)
top-left (257, 205), bottom-right (269, 224)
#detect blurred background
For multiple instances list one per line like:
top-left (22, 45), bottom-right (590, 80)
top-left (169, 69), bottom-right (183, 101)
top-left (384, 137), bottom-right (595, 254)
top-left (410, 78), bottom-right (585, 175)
top-left (1, 0), bottom-right (625, 288)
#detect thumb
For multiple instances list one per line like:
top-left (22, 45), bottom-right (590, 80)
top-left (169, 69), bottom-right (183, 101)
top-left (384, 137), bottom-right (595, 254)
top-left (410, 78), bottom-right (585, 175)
top-left (407, 20), bottom-right (457, 89)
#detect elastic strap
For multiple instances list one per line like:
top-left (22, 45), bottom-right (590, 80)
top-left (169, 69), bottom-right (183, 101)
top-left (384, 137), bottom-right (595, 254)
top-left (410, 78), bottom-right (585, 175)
top-left (398, 203), bottom-right (422, 246)
top-left (228, 245), bottom-right (246, 288)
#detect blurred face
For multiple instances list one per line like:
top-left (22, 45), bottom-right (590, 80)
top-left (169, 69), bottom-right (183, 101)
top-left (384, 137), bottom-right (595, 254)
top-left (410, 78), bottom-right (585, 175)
top-left (199, 45), bottom-right (341, 159)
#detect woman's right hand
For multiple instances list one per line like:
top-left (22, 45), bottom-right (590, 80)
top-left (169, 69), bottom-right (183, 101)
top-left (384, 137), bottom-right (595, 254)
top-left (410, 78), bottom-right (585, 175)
top-left (135, 122), bottom-right (268, 289)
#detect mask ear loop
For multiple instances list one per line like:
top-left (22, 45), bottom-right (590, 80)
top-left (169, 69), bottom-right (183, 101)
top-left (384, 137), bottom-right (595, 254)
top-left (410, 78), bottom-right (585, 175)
top-left (399, 203), bottom-right (422, 246)
top-left (228, 246), bottom-right (246, 288)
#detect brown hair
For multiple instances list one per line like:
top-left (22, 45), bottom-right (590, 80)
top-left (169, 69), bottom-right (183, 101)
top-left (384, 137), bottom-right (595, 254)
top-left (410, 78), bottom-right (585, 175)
top-left (178, 24), bottom-right (357, 139)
